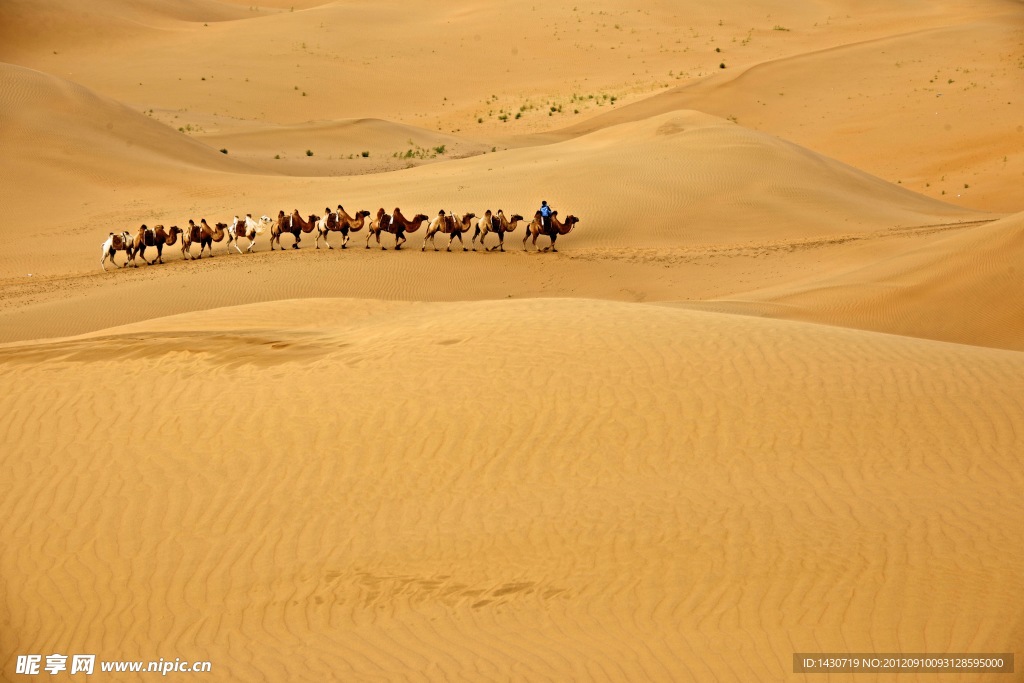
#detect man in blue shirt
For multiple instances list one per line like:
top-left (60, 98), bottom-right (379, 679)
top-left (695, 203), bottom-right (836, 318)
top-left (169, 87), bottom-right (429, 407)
top-left (539, 200), bottom-right (554, 235)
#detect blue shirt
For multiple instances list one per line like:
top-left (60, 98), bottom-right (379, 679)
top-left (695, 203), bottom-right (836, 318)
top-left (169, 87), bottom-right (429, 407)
top-left (540, 205), bottom-right (552, 217)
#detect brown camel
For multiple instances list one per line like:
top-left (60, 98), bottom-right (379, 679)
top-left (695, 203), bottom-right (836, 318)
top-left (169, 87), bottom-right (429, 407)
top-left (473, 209), bottom-right (523, 252)
top-left (365, 207), bottom-right (427, 250)
top-left (315, 205), bottom-right (371, 249)
top-left (131, 224), bottom-right (183, 265)
top-left (523, 211), bottom-right (580, 252)
top-left (100, 231), bottom-right (134, 271)
top-left (270, 210), bottom-right (318, 250)
top-left (366, 208), bottom-right (392, 249)
top-left (128, 224), bottom-right (154, 267)
top-left (181, 219), bottom-right (227, 259)
top-left (389, 207), bottom-right (429, 250)
top-left (422, 210), bottom-right (476, 251)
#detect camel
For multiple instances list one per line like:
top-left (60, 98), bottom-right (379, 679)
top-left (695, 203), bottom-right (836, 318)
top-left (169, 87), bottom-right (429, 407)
top-left (127, 224), bottom-right (154, 267)
top-left (523, 210), bottom-right (580, 252)
top-left (271, 210), bottom-right (318, 250)
top-left (180, 219), bottom-right (227, 259)
top-left (130, 224), bottom-right (183, 265)
top-left (389, 207), bottom-right (429, 250)
top-left (227, 214), bottom-right (271, 254)
top-left (315, 205), bottom-right (371, 249)
top-left (100, 231), bottom-right (134, 271)
top-left (365, 207), bottom-right (427, 250)
top-left (472, 209), bottom-right (523, 252)
top-left (366, 208), bottom-right (392, 249)
top-left (422, 210), bottom-right (476, 251)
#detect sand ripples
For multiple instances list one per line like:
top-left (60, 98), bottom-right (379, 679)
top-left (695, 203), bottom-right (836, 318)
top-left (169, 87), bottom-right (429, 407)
top-left (2, 298), bottom-right (1021, 680)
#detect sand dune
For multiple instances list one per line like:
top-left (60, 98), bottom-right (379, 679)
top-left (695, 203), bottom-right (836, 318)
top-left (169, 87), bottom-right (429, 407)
top-left (544, 14), bottom-right (1024, 213)
top-left (197, 118), bottom-right (489, 175)
top-left (696, 211), bottom-right (1024, 350)
top-left (0, 62), bottom-right (256, 189)
top-left (0, 108), bottom-right (987, 340)
top-left (0, 0), bottom-right (251, 54)
top-left (1, 0), bottom-right (1021, 679)
top-left (1, 298), bottom-right (1022, 681)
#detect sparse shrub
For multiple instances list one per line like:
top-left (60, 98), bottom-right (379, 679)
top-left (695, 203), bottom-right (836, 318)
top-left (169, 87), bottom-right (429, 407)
top-left (720, 63), bottom-right (726, 69)
top-left (220, 148), bottom-right (228, 154)
top-left (361, 151), bottom-right (370, 157)
top-left (434, 145), bottom-right (446, 155)
top-left (274, 154), bottom-right (280, 159)
top-left (306, 149), bottom-right (314, 156)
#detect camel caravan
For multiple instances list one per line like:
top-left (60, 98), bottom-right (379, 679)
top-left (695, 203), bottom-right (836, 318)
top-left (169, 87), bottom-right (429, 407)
top-left (100, 204), bottom-right (580, 270)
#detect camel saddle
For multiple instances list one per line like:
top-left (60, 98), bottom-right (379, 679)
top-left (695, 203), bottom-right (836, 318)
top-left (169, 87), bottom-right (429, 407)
top-left (490, 216), bottom-right (501, 232)
top-left (380, 214), bottom-right (392, 231)
top-left (144, 230), bottom-right (156, 246)
top-left (111, 234), bottom-right (125, 249)
top-left (189, 225), bottom-right (202, 242)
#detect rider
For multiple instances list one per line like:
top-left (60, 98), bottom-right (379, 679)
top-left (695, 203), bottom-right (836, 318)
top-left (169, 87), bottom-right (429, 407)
top-left (539, 200), bottom-right (554, 235)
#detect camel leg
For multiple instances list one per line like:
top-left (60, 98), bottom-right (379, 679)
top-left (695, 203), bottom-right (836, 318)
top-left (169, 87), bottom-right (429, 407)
top-left (471, 227), bottom-right (480, 251)
top-left (234, 238), bottom-right (243, 254)
top-left (395, 231), bottom-right (405, 250)
top-left (247, 238), bottom-right (255, 253)
top-left (341, 231), bottom-right (349, 249)
top-left (366, 231), bottom-right (373, 249)
top-left (497, 232), bottom-right (505, 252)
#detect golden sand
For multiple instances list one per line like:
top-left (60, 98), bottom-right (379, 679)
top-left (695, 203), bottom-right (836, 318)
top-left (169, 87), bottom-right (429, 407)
top-left (1, 0), bottom-right (1021, 680)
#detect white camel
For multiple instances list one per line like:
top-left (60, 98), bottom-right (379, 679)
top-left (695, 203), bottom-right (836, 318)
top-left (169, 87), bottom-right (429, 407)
top-left (227, 214), bottom-right (271, 254)
top-left (100, 231), bottom-right (134, 271)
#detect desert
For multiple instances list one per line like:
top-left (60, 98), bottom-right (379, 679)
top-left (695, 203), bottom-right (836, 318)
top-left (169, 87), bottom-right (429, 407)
top-left (1, 0), bottom-right (1022, 680)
